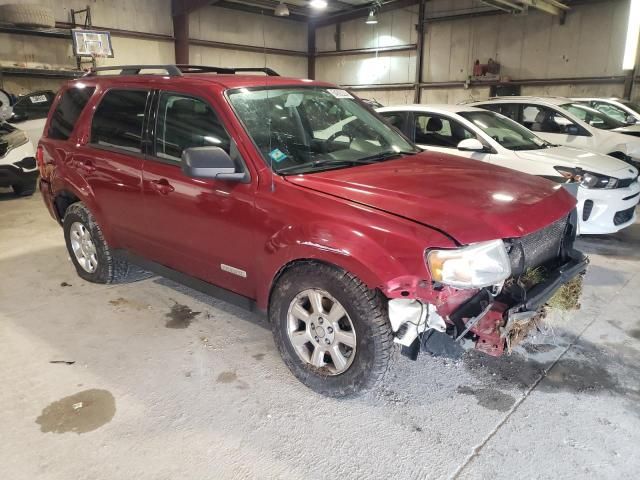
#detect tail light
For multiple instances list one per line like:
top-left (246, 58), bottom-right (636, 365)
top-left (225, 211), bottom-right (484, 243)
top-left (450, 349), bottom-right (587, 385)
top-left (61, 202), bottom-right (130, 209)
top-left (36, 145), bottom-right (45, 176)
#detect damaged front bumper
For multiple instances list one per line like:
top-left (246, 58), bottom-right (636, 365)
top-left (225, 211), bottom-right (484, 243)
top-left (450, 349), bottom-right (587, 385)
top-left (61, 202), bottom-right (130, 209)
top-left (389, 251), bottom-right (589, 359)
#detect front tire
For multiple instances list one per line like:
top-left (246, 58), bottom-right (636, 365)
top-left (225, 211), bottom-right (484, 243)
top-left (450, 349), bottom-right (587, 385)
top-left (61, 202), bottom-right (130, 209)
top-left (63, 202), bottom-right (149, 284)
top-left (269, 262), bottom-right (394, 397)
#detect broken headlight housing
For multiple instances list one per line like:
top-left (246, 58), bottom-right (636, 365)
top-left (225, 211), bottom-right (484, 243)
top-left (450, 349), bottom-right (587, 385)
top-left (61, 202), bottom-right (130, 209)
top-left (426, 239), bottom-right (511, 289)
top-left (554, 166), bottom-right (618, 189)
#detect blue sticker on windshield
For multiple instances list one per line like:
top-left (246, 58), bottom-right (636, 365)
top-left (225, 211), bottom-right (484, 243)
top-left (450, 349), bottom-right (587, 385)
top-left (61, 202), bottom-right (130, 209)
top-left (269, 148), bottom-right (287, 163)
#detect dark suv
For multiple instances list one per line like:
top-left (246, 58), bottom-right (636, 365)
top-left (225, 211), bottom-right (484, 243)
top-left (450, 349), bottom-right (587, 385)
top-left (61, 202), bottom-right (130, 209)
top-left (39, 65), bottom-right (587, 396)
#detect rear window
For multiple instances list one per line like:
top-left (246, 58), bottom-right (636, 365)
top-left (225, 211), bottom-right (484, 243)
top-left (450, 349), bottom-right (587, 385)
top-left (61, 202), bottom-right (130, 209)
top-left (48, 86), bottom-right (95, 140)
top-left (91, 89), bottom-right (149, 153)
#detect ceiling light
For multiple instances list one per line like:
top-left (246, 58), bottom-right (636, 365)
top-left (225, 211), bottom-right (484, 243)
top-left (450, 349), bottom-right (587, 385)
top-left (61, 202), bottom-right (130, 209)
top-left (274, 1), bottom-right (290, 16)
top-left (365, 10), bottom-right (378, 24)
top-left (310, 0), bottom-right (327, 9)
top-left (623, 0), bottom-right (640, 70)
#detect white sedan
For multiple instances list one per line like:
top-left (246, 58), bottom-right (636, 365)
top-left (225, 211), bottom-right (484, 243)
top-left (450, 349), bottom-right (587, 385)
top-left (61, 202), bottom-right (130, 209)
top-left (377, 104), bottom-right (639, 235)
top-left (470, 96), bottom-right (640, 170)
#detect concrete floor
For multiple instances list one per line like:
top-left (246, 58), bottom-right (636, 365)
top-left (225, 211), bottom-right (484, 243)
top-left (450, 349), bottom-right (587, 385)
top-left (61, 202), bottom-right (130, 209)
top-left (1, 189), bottom-right (639, 480)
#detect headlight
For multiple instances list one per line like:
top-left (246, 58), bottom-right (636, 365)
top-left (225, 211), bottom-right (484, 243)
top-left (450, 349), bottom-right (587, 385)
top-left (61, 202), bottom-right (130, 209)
top-left (426, 239), bottom-right (511, 289)
top-left (554, 166), bottom-right (618, 189)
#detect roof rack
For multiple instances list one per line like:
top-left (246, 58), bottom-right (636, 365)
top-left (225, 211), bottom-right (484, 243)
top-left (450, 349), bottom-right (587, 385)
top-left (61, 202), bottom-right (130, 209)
top-left (83, 64), bottom-right (280, 77)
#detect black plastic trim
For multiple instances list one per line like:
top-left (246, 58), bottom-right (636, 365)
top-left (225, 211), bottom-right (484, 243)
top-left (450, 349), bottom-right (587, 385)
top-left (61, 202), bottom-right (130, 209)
top-left (119, 251), bottom-right (265, 315)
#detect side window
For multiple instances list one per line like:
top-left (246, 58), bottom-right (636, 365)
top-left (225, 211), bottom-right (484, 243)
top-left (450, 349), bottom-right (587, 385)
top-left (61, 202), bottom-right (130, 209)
top-left (48, 87), bottom-right (96, 140)
top-left (523, 105), bottom-right (575, 134)
top-left (379, 112), bottom-right (406, 131)
top-left (91, 89), bottom-right (149, 153)
top-left (592, 102), bottom-right (627, 122)
top-left (413, 113), bottom-right (475, 147)
top-left (154, 93), bottom-right (230, 161)
top-left (11, 91), bottom-right (55, 122)
top-left (480, 103), bottom-right (519, 121)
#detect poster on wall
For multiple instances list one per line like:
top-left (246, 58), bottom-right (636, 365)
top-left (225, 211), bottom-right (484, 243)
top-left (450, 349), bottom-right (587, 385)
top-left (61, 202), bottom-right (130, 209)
top-left (71, 29), bottom-right (114, 58)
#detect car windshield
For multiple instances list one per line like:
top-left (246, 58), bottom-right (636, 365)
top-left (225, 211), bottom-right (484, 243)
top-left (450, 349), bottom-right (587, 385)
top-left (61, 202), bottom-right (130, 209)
top-left (560, 103), bottom-right (625, 130)
top-left (458, 110), bottom-right (548, 151)
top-left (227, 86), bottom-right (418, 174)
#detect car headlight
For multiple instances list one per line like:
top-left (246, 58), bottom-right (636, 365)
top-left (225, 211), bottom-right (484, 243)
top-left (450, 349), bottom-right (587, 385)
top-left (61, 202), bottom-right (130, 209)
top-left (426, 239), bottom-right (511, 289)
top-left (554, 166), bottom-right (618, 189)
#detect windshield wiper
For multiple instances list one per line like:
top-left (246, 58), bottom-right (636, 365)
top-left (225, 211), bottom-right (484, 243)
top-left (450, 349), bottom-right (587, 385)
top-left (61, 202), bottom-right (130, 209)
top-left (277, 150), bottom-right (409, 174)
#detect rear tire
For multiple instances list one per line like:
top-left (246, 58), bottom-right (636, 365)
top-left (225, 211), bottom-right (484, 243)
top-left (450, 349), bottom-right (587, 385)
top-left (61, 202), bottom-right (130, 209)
top-left (269, 262), bottom-right (394, 397)
top-left (63, 202), bottom-right (150, 284)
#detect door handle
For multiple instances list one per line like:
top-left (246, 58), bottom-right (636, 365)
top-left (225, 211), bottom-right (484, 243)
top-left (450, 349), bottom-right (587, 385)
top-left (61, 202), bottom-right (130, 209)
top-left (149, 178), bottom-right (175, 195)
top-left (80, 159), bottom-right (96, 173)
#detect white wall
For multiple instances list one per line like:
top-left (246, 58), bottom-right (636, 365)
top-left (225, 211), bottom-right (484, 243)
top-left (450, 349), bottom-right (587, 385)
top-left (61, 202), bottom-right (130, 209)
top-left (315, 6), bottom-right (419, 86)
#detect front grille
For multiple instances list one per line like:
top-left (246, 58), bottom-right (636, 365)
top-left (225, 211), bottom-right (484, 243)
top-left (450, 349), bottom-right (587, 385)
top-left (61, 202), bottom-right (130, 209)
top-left (617, 176), bottom-right (638, 188)
top-left (582, 200), bottom-right (594, 221)
top-left (614, 206), bottom-right (636, 226)
top-left (506, 216), bottom-right (569, 276)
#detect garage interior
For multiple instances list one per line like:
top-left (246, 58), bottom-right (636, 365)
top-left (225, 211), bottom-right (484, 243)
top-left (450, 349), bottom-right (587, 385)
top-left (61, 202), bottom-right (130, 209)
top-left (1, 0), bottom-right (640, 479)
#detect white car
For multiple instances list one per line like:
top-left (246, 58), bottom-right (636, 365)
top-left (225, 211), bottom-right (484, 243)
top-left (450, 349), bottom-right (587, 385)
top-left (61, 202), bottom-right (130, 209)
top-left (377, 104), bottom-right (639, 235)
top-left (0, 122), bottom-right (38, 196)
top-left (572, 97), bottom-right (640, 126)
top-left (469, 96), bottom-right (640, 169)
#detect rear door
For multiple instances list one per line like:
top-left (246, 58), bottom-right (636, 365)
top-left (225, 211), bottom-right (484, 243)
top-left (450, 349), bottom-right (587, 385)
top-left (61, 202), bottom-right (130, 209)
top-left (140, 90), bottom-right (256, 298)
top-left (73, 88), bottom-right (151, 251)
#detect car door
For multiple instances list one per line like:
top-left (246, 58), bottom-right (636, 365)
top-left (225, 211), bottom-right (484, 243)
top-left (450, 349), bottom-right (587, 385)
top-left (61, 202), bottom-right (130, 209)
top-left (140, 90), bottom-right (256, 298)
top-left (409, 112), bottom-right (490, 162)
top-left (73, 88), bottom-right (150, 252)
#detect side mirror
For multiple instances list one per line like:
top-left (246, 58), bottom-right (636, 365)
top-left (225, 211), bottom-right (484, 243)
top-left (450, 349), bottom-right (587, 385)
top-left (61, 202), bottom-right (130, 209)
top-left (457, 138), bottom-right (486, 152)
top-left (626, 115), bottom-right (637, 125)
top-left (181, 146), bottom-right (246, 181)
top-left (566, 124), bottom-right (580, 136)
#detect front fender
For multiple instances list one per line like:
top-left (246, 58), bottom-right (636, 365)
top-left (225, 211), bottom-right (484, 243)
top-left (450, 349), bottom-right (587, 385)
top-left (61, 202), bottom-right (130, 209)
top-left (255, 219), bottom-right (453, 309)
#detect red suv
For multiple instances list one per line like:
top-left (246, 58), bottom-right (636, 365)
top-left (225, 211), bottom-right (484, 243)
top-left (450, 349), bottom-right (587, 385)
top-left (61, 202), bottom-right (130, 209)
top-left (38, 65), bottom-right (587, 396)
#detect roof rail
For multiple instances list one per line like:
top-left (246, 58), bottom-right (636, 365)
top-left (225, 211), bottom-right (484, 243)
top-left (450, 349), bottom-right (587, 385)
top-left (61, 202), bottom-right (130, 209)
top-left (83, 64), bottom-right (280, 77)
top-left (177, 65), bottom-right (280, 76)
top-left (83, 65), bottom-right (183, 77)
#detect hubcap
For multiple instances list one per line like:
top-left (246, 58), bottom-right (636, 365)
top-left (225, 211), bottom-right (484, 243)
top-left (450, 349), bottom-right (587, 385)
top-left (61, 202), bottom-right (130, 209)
top-left (69, 222), bottom-right (98, 273)
top-left (286, 288), bottom-right (356, 375)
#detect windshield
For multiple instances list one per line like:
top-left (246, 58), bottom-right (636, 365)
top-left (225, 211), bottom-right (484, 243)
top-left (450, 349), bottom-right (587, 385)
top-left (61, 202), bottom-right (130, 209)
top-left (560, 103), bottom-right (625, 130)
top-left (458, 110), bottom-right (548, 151)
top-left (620, 100), bottom-right (640, 115)
top-left (227, 87), bottom-right (418, 174)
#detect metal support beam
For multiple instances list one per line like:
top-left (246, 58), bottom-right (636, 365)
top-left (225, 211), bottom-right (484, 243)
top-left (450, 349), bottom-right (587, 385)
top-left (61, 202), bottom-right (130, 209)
top-left (624, 69), bottom-right (636, 100)
top-left (173, 13), bottom-right (190, 64)
top-left (414, 0), bottom-right (425, 103)
top-left (335, 23), bottom-right (341, 51)
top-left (172, 0), bottom-right (217, 16)
top-left (519, 0), bottom-right (569, 16)
top-left (315, 44), bottom-right (416, 57)
top-left (308, 23), bottom-right (316, 79)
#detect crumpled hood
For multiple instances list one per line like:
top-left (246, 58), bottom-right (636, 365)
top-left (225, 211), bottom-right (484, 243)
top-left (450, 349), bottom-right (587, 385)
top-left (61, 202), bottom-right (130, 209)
top-left (284, 152), bottom-right (577, 244)
top-left (515, 146), bottom-right (636, 177)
